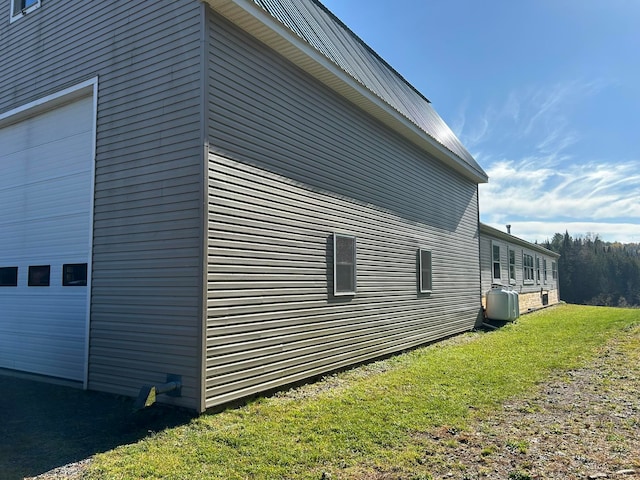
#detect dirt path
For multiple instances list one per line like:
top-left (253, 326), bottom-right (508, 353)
top-left (410, 325), bottom-right (640, 480)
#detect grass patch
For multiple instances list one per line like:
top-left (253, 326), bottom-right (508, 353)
top-left (86, 305), bottom-right (640, 479)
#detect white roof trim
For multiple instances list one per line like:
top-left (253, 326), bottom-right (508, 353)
top-left (205, 0), bottom-right (488, 184)
top-left (480, 223), bottom-right (560, 258)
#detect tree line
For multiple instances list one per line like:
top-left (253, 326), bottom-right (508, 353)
top-left (542, 232), bottom-right (640, 307)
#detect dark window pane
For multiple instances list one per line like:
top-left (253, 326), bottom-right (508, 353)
top-left (63, 263), bottom-right (88, 286)
top-left (0, 267), bottom-right (18, 287)
top-left (336, 236), bottom-right (354, 264)
top-left (420, 250), bottom-right (432, 292)
top-left (28, 265), bottom-right (50, 287)
top-left (336, 264), bottom-right (355, 292)
top-left (334, 234), bottom-right (356, 294)
top-left (493, 263), bottom-right (501, 279)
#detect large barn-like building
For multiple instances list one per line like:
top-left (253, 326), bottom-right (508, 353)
top-left (1, 0), bottom-right (555, 412)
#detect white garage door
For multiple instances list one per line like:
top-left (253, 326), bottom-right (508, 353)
top-left (0, 95), bottom-right (94, 381)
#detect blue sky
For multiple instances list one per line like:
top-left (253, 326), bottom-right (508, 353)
top-left (321, 0), bottom-right (640, 243)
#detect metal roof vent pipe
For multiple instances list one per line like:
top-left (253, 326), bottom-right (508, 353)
top-left (134, 374), bottom-right (182, 411)
top-left (506, 224), bottom-right (511, 234)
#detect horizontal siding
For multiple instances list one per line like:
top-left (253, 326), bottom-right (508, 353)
top-left (2, 1), bottom-right (205, 409)
top-left (205, 10), bottom-right (482, 408)
top-left (207, 12), bottom-right (471, 230)
top-left (205, 154), bottom-right (480, 407)
top-left (479, 233), bottom-right (560, 309)
top-left (251, 0), bottom-right (484, 175)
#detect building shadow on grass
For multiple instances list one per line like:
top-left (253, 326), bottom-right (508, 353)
top-left (1, 375), bottom-right (195, 480)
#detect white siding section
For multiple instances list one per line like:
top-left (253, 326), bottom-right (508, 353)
top-left (205, 11), bottom-right (481, 408)
top-left (479, 227), bottom-right (560, 309)
top-left (0, 96), bottom-right (93, 381)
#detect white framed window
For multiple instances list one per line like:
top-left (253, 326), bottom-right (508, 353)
top-left (523, 252), bottom-right (534, 284)
top-left (418, 249), bottom-right (432, 293)
top-left (10, 0), bottom-right (40, 23)
top-left (543, 259), bottom-right (548, 284)
top-left (535, 256), bottom-right (541, 284)
top-left (491, 242), bottom-right (502, 282)
top-left (508, 248), bottom-right (516, 284)
top-left (552, 261), bottom-right (558, 280)
top-left (333, 233), bottom-right (356, 296)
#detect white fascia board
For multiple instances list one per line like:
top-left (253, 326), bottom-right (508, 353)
top-left (480, 223), bottom-right (560, 258)
top-left (205, 0), bottom-right (488, 184)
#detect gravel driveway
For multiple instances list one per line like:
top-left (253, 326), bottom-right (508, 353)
top-left (417, 327), bottom-right (640, 480)
top-left (1, 375), bottom-right (194, 480)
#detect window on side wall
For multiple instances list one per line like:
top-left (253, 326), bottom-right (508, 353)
top-left (418, 249), bottom-right (432, 293)
top-left (508, 248), bottom-right (516, 284)
top-left (552, 261), bottom-right (558, 280)
top-left (10, 0), bottom-right (40, 22)
top-left (535, 256), bottom-right (541, 284)
top-left (543, 259), bottom-right (548, 284)
top-left (523, 253), bottom-right (534, 284)
top-left (491, 242), bottom-right (502, 282)
top-left (333, 233), bottom-right (356, 296)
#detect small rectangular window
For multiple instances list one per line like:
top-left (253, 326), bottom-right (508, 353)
top-left (28, 265), bottom-right (50, 286)
top-left (491, 242), bottom-right (502, 283)
top-left (0, 267), bottom-right (18, 287)
top-left (333, 234), bottom-right (356, 295)
top-left (10, 0), bottom-right (40, 22)
top-left (523, 253), bottom-right (534, 283)
top-left (543, 259), bottom-right (548, 284)
top-left (63, 263), bottom-right (88, 286)
top-left (508, 249), bottom-right (516, 284)
top-left (419, 249), bottom-right (432, 293)
top-left (535, 256), bottom-right (541, 284)
top-left (552, 261), bottom-right (558, 280)
top-left (491, 242), bottom-right (502, 281)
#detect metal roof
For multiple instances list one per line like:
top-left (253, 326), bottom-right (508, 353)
top-left (252, 0), bottom-right (487, 181)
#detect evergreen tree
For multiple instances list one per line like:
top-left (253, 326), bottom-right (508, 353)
top-left (544, 232), bottom-right (640, 307)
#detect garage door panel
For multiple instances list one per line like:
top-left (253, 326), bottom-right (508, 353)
top-left (2, 99), bottom-right (93, 156)
top-left (2, 130), bottom-right (93, 188)
top-left (0, 174), bottom-right (91, 224)
top-left (0, 215), bottom-right (90, 262)
top-left (0, 95), bottom-right (93, 381)
top-left (1, 295), bottom-right (86, 329)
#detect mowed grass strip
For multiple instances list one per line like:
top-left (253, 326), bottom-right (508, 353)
top-left (86, 305), bottom-right (640, 479)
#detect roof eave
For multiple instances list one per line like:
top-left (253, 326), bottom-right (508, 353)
top-left (205, 0), bottom-right (489, 184)
top-left (480, 223), bottom-right (560, 258)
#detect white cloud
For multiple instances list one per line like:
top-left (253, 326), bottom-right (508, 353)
top-left (463, 77), bottom-right (639, 244)
top-left (479, 159), bottom-right (640, 222)
top-left (460, 79), bottom-right (613, 158)
top-left (481, 219), bottom-right (640, 244)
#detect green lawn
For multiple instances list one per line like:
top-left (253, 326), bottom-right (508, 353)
top-left (86, 304), bottom-right (640, 480)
